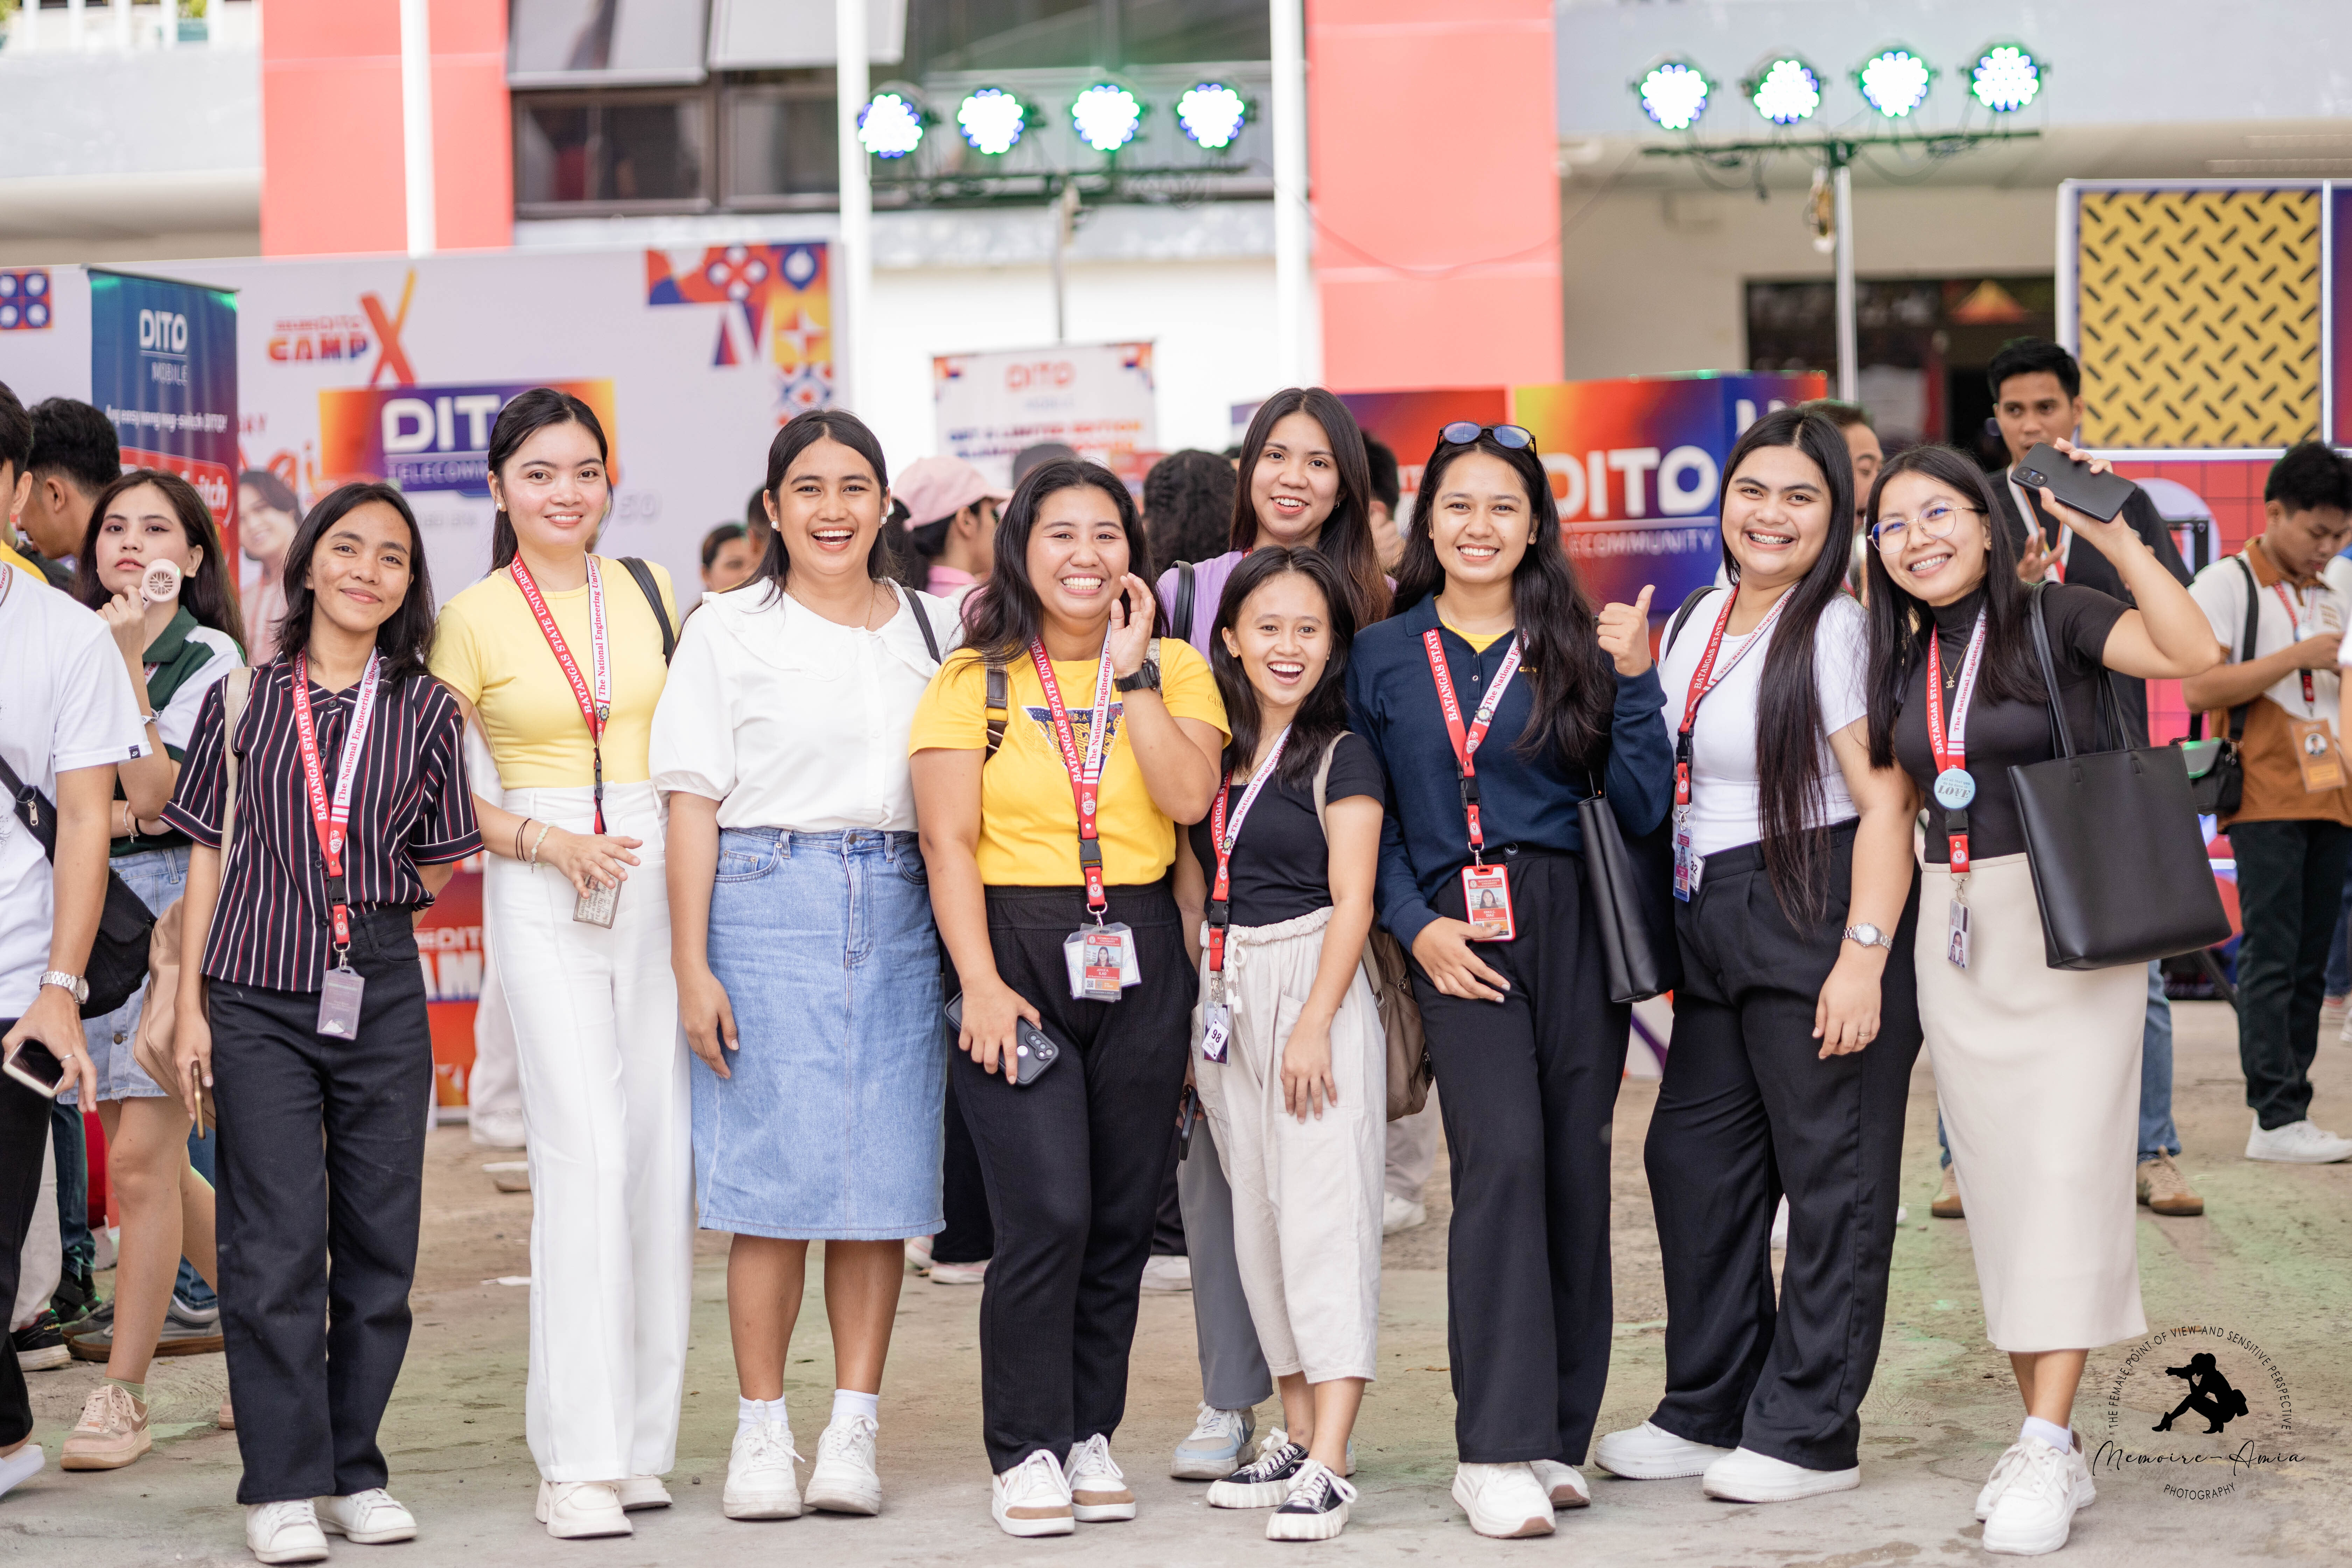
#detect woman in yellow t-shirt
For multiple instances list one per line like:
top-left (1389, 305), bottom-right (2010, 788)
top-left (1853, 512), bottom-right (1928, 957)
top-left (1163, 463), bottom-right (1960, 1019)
top-left (426, 389), bottom-right (688, 1541)
top-left (909, 459), bottom-right (1227, 1536)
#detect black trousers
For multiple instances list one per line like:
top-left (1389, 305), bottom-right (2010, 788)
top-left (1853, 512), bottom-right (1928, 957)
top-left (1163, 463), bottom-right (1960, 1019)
top-left (2230, 819), bottom-right (2352, 1129)
top-left (950, 881), bottom-right (1194, 1472)
top-left (1410, 849), bottom-right (1626, 1465)
top-left (1644, 824), bottom-right (1921, 1471)
top-left (932, 1066), bottom-right (995, 1265)
top-left (210, 910), bottom-right (433, 1504)
top-left (0, 1040), bottom-right (49, 1450)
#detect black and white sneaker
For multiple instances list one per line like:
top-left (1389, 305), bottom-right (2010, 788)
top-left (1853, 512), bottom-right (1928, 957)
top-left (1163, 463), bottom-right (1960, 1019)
top-left (1207, 1440), bottom-right (1308, 1510)
top-left (1268, 1462), bottom-right (1357, 1541)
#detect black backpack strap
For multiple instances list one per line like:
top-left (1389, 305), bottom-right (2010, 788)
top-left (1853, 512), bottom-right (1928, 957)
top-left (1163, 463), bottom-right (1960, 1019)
top-left (984, 660), bottom-right (1009, 760)
top-left (1662, 583), bottom-right (1715, 655)
top-left (619, 557), bottom-right (675, 664)
top-left (2225, 554), bottom-right (2260, 743)
top-left (1173, 561), bottom-right (1196, 646)
top-left (904, 586), bottom-right (942, 666)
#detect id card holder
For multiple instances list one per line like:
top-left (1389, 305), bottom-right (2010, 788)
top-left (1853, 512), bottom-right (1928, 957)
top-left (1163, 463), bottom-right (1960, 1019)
top-left (2289, 716), bottom-right (2344, 793)
top-left (1065, 922), bottom-right (1135, 1002)
top-left (317, 963), bottom-right (365, 1038)
top-left (1198, 1001), bottom-right (1232, 1063)
top-left (1672, 812), bottom-right (1700, 902)
top-left (1460, 861), bottom-right (1516, 941)
top-left (1946, 897), bottom-right (1970, 969)
top-left (574, 878), bottom-right (620, 928)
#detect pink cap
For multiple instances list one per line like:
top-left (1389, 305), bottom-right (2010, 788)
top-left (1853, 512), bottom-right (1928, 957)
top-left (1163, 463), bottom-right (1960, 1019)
top-left (895, 455), bottom-right (1009, 529)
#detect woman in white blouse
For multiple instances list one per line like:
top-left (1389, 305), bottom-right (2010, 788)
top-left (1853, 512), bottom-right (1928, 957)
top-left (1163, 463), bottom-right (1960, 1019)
top-left (651, 410), bottom-right (960, 1525)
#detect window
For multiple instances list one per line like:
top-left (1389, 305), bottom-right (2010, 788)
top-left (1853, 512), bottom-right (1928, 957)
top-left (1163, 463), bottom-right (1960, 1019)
top-left (723, 77), bottom-right (840, 206)
top-left (516, 92), bottom-right (713, 212)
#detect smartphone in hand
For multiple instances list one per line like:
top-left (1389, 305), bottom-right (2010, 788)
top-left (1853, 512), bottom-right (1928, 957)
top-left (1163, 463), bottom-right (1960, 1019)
top-left (2010, 442), bottom-right (2135, 524)
top-left (3, 1037), bottom-right (71, 1099)
top-left (944, 994), bottom-right (1064, 1086)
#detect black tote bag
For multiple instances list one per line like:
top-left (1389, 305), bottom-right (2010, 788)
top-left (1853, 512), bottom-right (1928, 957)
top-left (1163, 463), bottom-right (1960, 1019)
top-left (2009, 584), bottom-right (2231, 971)
top-left (1578, 783), bottom-right (1681, 1003)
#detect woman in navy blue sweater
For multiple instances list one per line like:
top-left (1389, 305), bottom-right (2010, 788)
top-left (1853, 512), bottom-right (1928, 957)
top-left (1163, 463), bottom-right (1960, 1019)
top-left (1345, 425), bottom-right (1671, 1538)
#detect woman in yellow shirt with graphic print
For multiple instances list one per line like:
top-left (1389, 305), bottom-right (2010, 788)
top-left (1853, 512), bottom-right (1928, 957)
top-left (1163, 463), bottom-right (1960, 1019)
top-left (910, 458), bottom-right (1226, 1539)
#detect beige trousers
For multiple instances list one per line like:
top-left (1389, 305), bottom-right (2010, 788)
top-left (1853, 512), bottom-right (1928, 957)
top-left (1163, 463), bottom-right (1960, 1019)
top-left (1192, 906), bottom-right (1385, 1385)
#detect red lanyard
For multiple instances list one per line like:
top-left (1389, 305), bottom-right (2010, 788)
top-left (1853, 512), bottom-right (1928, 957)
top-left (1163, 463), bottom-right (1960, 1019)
top-left (1028, 639), bottom-right (1120, 917)
top-left (2272, 579), bottom-right (2317, 708)
top-left (1204, 728), bottom-right (1291, 979)
top-left (509, 556), bottom-right (612, 834)
top-left (1924, 610), bottom-right (1988, 870)
top-left (1421, 628), bottom-right (1522, 861)
top-left (290, 651), bottom-right (383, 961)
top-left (1673, 589), bottom-right (1786, 806)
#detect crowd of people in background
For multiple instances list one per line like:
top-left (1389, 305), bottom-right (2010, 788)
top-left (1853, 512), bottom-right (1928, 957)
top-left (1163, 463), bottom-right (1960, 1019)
top-left (2, 338), bottom-right (2350, 1563)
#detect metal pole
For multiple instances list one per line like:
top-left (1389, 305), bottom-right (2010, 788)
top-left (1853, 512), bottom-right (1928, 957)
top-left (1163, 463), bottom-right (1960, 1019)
top-left (835, 0), bottom-right (872, 410)
top-left (1833, 155), bottom-right (1856, 402)
top-left (1270, 0), bottom-right (1309, 387)
top-left (399, 0), bottom-right (436, 256)
top-left (1051, 181), bottom-right (1078, 344)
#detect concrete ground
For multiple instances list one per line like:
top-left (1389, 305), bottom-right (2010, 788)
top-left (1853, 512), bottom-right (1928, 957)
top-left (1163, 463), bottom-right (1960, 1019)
top-left (8, 999), bottom-right (2348, 1566)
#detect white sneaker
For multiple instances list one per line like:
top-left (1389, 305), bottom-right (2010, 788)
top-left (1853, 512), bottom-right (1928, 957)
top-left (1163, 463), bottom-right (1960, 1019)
top-left (804, 1414), bottom-right (882, 1515)
top-left (617, 1475), bottom-right (671, 1511)
top-left (1982, 1437), bottom-right (2091, 1555)
top-left (1381, 1192), bottom-right (1427, 1234)
top-left (536, 1479), bottom-right (631, 1539)
top-left (314, 1487), bottom-right (418, 1542)
top-left (1701, 1447), bottom-right (1858, 1502)
top-left (1066, 1432), bottom-right (1137, 1521)
top-left (1140, 1255), bottom-right (1192, 1292)
top-left (469, 1111), bottom-right (526, 1149)
top-left (1450, 1462), bottom-right (1555, 1538)
top-left (2245, 1115), bottom-right (2352, 1163)
top-left (1595, 1420), bottom-right (1732, 1480)
top-left (1977, 1435), bottom-right (2094, 1520)
top-left (723, 1419), bottom-right (804, 1520)
top-left (1172, 1401), bottom-right (1254, 1480)
top-left (929, 1259), bottom-right (988, 1285)
top-left (247, 1499), bottom-right (330, 1563)
top-left (1530, 1458), bottom-right (1589, 1508)
top-left (904, 1237), bottom-right (934, 1273)
top-left (992, 1448), bottom-right (1075, 1538)
top-left (1267, 1461), bottom-right (1358, 1542)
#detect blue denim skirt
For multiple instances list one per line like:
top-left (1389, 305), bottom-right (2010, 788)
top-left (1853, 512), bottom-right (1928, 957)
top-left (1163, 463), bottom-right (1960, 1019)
top-left (695, 828), bottom-right (946, 1240)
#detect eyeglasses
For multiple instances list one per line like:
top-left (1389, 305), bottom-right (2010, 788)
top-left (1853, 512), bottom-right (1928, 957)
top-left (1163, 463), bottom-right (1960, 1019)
top-left (1440, 421), bottom-right (1536, 453)
top-left (1871, 500), bottom-right (1981, 550)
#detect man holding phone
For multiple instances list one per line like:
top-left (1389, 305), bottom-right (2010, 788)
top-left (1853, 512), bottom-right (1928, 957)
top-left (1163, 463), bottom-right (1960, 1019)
top-left (0, 554), bottom-right (145, 1501)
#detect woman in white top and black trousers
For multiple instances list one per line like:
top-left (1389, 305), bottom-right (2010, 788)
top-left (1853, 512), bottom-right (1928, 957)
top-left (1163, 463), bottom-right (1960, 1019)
top-left (651, 410), bottom-right (961, 1524)
top-left (1596, 408), bottom-right (1923, 1502)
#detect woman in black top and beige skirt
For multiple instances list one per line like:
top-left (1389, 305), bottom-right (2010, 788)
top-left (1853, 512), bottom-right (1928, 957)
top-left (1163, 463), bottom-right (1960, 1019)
top-left (1859, 442), bottom-right (2216, 1556)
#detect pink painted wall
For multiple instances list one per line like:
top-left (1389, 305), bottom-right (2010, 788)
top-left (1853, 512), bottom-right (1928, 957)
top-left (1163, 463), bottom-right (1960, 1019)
top-left (1307, 0), bottom-right (1561, 391)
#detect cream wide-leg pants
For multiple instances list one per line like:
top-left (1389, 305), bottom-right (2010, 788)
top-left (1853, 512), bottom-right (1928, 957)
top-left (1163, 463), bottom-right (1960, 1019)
top-left (488, 780), bottom-right (692, 1483)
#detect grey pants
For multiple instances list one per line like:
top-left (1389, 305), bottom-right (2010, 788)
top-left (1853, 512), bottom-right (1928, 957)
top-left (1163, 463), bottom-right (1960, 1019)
top-left (1178, 1117), bottom-right (1273, 1410)
top-left (1385, 1091), bottom-right (1442, 1201)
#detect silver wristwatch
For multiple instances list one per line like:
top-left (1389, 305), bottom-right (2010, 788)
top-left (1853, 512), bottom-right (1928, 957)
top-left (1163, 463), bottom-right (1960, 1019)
top-left (1842, 924), bottom-right (1893, 951)
top-left (39, 970), bottom-right (90, 1005)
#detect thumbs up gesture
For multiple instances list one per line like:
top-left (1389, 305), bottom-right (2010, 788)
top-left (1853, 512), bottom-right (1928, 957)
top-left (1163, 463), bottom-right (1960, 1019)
top-left (1596, 584), bottom-right (1656, 677)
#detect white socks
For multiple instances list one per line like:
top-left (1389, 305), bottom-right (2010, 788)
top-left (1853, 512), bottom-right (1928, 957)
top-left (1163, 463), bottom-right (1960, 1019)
top-left (739, 1396), bottom-right (788, 1432)
top-left (0, 1441), bottom-right (44, 1500)
top-left (736, 1391), bottom-right (877, 1432)
top-left (2021, 1416), bottom-right (2073, 1452)
top-left (831, 1389), bottom-right (879, 1426)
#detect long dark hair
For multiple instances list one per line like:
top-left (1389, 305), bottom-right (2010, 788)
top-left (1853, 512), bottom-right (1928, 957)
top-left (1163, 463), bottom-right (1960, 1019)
top-left (76, 468), bottom-right (246, 656)
top-left (1393, 430), bottom-right (1616, 771)
top-left (1230, 389), bottom-right (1391, 630)
top-left (756, 408), bottom-right (903, 598)
top-left (1210, 547), bottom-right (1356, 793)
top-left (1861, 443), bottom-right (2043, 769)
top-left (1717, 407), bottom-right (1857, 919)
top-left (486, 387), bottom-right (608, 572)
top-left (280, 482), bottom-right (437, 682)
top-left (965, 458), bottom-right (1153, 664)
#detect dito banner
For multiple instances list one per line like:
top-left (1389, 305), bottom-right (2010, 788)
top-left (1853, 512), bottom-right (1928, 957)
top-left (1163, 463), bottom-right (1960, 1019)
top-left (933, 342), bottom-right (1158, 488)
top-left (87, 268), bottom-right (240, 559)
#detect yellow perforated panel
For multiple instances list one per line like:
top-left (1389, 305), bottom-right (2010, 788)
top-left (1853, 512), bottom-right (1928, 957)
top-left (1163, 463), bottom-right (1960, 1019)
top-left (2075, 188), bottom-right (2321, 448)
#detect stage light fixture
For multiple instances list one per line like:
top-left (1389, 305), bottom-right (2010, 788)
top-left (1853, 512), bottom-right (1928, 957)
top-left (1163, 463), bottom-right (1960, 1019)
top-left (1071, 82), bottom-right (1144, 154)
top-left (857, 93), bottom-right (924, 158)
top-left (1748, 56), bottom-right (1822, 125)
top-left (1969, 44), bottom-right (2042, 113)
top-left (956, 88), bottom-right (1028, 155)
top-left (1635, 61), bottom-right (1711, 132)
top-left (1856, 48), bottom-right (1933, 118)
top-left (1176, 82), bottom-right (1248, 150)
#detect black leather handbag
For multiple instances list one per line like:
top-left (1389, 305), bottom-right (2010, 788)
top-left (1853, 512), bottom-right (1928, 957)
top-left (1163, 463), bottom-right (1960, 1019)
top-left (1578, 785), bottom-right (1681, 1003)
top-left (2009, 584), bottom-right (2232, 971)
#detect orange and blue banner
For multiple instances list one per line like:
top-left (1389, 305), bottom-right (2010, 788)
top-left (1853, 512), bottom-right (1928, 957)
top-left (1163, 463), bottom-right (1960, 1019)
top-left (317, 378), bottom-right (619, 496)
top-left (88, 268), bottom-right (240, 539)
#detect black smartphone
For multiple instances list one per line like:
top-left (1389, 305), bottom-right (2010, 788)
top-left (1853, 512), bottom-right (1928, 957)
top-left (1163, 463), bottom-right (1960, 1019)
top-left (944, 995), bottom-right (1063, 1086)
top-left (2010, 442), bottom-right (2136, 525)
top-left (1176, 1084), bottom-right (1199, 1160)
top-left (3, 1037), bottom-right (70, 1099)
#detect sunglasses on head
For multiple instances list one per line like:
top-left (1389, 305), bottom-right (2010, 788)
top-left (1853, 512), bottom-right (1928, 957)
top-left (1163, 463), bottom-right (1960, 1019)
top-left (1440, 421), bottom-right (1536, 453)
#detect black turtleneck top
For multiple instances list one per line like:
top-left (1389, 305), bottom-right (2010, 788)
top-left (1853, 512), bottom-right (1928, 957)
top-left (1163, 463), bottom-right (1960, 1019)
top-left (1892, 583), bottom-right (2127, 864)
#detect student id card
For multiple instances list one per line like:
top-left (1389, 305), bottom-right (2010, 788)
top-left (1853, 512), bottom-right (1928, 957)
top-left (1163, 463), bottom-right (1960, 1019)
top-left (1672, 812), bottom-right (1701, 902)
top-left (1460, 862), bottom-right (1516, 941)
top-left (1064, 922), bottom-right (1140, 1002)
top-left (1198, 1001), bottom-right (1231, 1064)
top-left (2289, 717), bottom-right (2345, 793)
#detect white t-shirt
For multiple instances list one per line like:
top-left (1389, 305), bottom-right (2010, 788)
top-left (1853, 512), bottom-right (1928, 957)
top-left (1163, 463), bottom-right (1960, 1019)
top-left (2189, 550), bottom-right (2346, 729)
top-left (649, 580), bottom-right (963, 831)
top-left (0, 566), bottom-right (151, 1014)
top-left (1658, 587), bottom-right (1869, 857)
top-left (152, 625), bottom-right (243, 755)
